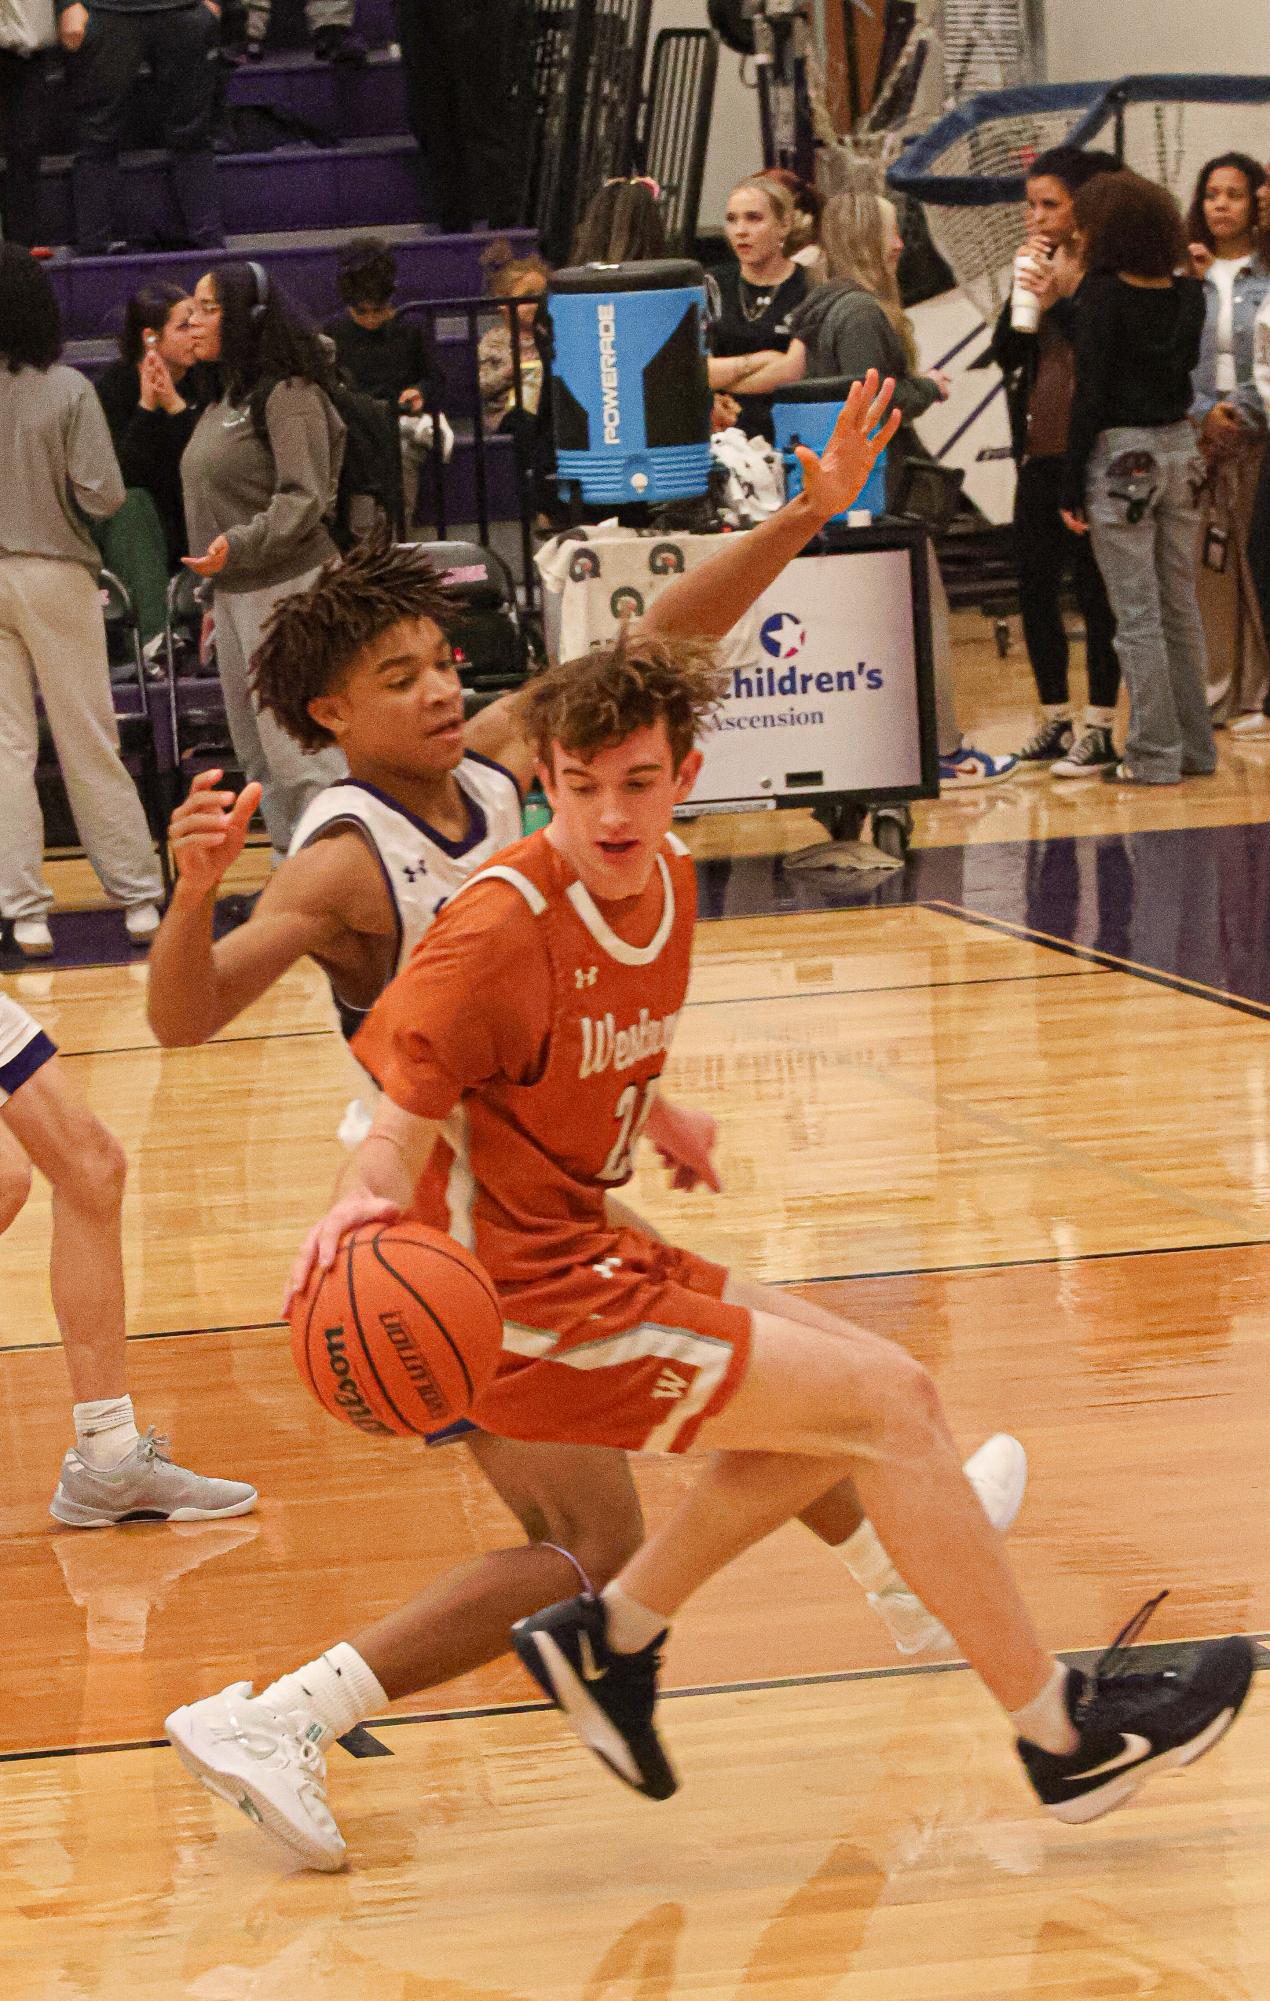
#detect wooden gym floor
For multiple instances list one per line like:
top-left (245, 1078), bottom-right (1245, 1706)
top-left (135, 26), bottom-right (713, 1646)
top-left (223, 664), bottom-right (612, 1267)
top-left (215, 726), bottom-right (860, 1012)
top-left (3, 618), bottom-right (1270, 1999)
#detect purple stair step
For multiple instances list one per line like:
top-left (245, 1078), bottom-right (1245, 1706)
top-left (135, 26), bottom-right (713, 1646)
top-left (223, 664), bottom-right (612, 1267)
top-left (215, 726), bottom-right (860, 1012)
top-left (48, 227), bottom-right (536, 342)
top-left (37, 49), bottom-right (409, 156)
top-left (38, 137), bottom-right (423, 248)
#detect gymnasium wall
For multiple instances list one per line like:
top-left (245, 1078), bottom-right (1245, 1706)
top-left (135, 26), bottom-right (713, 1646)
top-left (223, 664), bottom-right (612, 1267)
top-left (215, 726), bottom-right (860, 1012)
top-left (1041, 0), bottom-right (1270, 81)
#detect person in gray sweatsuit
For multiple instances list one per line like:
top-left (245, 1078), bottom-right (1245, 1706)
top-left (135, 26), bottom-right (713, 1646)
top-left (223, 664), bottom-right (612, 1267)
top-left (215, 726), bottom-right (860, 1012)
top-left (182, 259), bottom-right (347, 854)
top-left (0, 247), bottom-right (163, 955)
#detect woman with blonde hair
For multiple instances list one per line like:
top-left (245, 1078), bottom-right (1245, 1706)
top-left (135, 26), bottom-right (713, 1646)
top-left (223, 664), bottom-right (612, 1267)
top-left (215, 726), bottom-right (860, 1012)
top-left (706, 175), bottom-right (811, 439)
top-left (729, 189), bottom-right (1013, 788)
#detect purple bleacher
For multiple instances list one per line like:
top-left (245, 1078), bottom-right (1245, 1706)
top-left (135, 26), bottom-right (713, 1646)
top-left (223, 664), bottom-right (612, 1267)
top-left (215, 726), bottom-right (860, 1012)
top-left (49, 230), bottom-right (536, 344)
top-left (38, 49), bottom-right (409, 155)
top-left (39, 138), bottom-right (422, 247)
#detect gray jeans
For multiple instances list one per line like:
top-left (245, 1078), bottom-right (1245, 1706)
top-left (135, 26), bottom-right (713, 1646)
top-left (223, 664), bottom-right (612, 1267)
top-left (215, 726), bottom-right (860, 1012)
top-left (1086, 422), bottom-right (1216, 783)
top-left (212, 570), bottom-right (346, 854)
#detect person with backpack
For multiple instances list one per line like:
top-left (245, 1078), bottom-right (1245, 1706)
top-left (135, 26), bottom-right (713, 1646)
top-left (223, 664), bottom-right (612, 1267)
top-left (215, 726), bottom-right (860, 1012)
top-left (181, 260), bottom-right (347, 854)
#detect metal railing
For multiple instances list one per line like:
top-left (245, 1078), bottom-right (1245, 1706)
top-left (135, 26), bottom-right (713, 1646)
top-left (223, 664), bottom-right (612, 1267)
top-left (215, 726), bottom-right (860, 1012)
top-left (639, 28), bottom-right (718, 253)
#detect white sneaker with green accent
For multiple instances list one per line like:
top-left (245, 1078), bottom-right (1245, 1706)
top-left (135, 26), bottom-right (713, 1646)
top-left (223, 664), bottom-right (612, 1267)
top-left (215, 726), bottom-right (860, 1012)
top-left (166, 1682), bottom-right (347, 1871)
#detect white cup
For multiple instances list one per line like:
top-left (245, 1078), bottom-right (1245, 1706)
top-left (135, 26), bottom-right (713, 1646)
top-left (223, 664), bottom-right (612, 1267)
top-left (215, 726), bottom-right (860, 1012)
top-left (1010, 250), bottom-right (1043, 333)
top-left (847, 508), bottom-right (872, 527)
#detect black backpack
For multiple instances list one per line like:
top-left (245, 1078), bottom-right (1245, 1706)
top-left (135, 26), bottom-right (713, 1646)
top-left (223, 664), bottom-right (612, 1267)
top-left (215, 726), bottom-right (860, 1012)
top-left (249, 373), bottom-right (405, 551)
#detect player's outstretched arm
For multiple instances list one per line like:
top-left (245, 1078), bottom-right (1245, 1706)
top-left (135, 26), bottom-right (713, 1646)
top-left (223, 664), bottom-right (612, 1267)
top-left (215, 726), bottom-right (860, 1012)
top-left (147, 771), bottom-right (388, 1046)
top-left (637, 370), bottom-right (900, 647)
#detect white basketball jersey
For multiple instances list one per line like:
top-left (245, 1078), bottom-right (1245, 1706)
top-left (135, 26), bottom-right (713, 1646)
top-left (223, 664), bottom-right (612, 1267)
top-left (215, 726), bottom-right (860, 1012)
top-left (287, 756), bottom-right (523, 1139)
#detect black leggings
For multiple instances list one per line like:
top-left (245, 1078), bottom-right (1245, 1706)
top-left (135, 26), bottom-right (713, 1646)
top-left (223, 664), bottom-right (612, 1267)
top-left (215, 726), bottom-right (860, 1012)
top-left (1015, 454), bottom-right (1120, 710)
top-left (0, 48), bottom-right (45, 248)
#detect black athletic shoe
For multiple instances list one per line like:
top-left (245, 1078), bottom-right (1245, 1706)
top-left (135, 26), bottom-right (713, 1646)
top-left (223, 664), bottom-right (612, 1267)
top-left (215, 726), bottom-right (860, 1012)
top-left (1014, 715), bottom-right (1074, 768)
top-left (512, 1594), bottom-right (678, 1800)
top-left (1018, 1593), bottom-right (1256, 1824)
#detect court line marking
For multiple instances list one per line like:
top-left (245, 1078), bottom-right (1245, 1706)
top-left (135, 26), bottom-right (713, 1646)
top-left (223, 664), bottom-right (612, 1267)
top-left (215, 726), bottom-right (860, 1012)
top-left (55, 1028), bottom-right (337, 1060)
top-left (0, 1320), bottom-right (285, 1357)
top-left (684, 966), bottom-right (1112, 1010)
top-left (4, 1635), bottom-right (1266, 1766)
top-left (927, 899), bottom-right (1270, 1023)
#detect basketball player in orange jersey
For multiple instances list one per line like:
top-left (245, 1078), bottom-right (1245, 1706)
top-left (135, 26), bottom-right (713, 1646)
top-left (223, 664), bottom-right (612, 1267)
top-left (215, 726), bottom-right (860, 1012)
top-left (161, 377), bottom-right (1028, 1865)
top-left (270, 525), bottom-right (1252, 1842)
top-left (0, 999), bottom-right (256, 1524)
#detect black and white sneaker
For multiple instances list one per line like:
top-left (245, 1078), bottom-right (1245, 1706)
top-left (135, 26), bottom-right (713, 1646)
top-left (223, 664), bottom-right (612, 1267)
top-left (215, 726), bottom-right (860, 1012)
top-left (1051, 725), bottom-right (1117, 779)
top-left (1018, 1594), bottom-right (1256, 1824)
top-left (1014, 715), bottom-right (1074, 770)
top-left (512, 1594), bottom-right (678, 1800)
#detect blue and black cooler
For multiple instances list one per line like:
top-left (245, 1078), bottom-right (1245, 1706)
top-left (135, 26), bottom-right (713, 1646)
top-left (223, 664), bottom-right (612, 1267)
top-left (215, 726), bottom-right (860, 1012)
top-left (772, 376), bottom-right (889, 522)
top-left (547, 260), bottom-right (711, 508)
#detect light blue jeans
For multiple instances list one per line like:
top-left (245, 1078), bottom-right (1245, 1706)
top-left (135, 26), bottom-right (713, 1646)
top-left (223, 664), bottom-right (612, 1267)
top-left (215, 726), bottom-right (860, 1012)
top-left (1086, 422), bottom-right (1216, 783)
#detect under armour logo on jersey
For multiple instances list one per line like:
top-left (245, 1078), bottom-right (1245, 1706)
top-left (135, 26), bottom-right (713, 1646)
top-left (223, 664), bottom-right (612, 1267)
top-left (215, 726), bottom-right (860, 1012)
top-left (592, 1255), bottom-right (622, 1280)
top-left (575, 965), bottom-right (598, 988)
top-left (652, 1366), bottom-right (689, 1400)
top-left (401, 862), bottom-right (432, 884)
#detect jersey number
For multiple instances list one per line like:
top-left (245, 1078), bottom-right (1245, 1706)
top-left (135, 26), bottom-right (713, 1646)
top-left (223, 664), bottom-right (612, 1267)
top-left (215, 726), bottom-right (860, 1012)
top-left (599, 1082), bottom-right (655, 1183)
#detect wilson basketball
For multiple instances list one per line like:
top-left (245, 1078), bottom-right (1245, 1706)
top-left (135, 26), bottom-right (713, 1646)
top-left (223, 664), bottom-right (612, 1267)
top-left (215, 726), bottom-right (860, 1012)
top-left (290, 1223), bottom-right (504, 1438)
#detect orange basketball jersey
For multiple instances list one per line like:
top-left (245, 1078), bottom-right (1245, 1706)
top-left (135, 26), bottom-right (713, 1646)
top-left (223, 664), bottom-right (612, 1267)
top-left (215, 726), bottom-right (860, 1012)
top-left (410, 826), bottom-right (697, 1325)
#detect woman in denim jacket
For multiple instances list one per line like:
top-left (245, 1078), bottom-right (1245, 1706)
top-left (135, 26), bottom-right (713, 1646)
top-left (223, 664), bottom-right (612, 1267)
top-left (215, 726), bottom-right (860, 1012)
top-left (1186, 153), bottom-right (1270, 721)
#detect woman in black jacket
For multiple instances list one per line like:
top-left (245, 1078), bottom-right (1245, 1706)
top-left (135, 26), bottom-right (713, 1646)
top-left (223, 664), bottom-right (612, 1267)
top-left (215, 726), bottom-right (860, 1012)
top-left (94, 284), bottom-right (211, 648)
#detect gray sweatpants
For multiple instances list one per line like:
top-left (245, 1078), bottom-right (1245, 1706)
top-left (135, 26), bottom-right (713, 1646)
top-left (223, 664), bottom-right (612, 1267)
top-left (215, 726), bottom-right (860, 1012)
top-left (212, 569), bottom-right (346, 854)
top-left (243, 0), bottom-right (354, 37)
top-left (0, 555), bottom-right (163, 919)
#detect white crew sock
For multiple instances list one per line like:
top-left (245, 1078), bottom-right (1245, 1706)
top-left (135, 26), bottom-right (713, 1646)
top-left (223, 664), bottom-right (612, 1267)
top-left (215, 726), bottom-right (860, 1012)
top-left (1009, 1662), bottom-right (1078, 1755)
top-left (258, 1642), bottom-right (388, 1740)
top-left (1043, 702), bottom-right (1073, 722)
top-left (73, 1395), bottom-right (140, 1471)
top-left (601, 1583), bottom-right (669, 1654)
top-left (1084, 706), bottom-right (1117, 730)
top-left (834, 1519), bottom-right (945, 1652)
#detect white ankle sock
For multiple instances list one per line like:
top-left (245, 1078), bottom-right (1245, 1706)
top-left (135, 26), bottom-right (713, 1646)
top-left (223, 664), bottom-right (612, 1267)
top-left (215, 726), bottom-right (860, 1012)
top-left (73, 1395), bottom-right (140, 1471)
top-left (1009, 1662), bottom-right (1078, 1754)
top-left (601, 1583), bottom-right (668, 1654)
top-left (1043, 703), bottom-right (1073, 722)
top-left (1084, 706), bottom-right (1116, 730)
top-left (258, 1643), bottom-right (387, 1740)
top-left (834, 1520), bottom-right (944, 1652)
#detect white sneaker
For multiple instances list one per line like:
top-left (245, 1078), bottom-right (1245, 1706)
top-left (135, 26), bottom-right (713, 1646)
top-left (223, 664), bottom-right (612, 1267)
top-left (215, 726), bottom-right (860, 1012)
top-left (166, 1682), bottom-right (347, 1871)
top-left (1230, 711), bottom-right (1270, 740)
top-left (124, 903), bottom-right (161, 945)
top-left (12, 918), bottom-right (53, 958)
top-left (859, 1434), bottom-right (1029, 1654)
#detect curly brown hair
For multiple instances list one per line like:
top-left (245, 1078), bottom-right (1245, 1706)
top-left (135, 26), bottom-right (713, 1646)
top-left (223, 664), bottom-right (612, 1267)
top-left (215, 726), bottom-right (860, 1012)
top-left (518, 630), bottom-right (729, 772)
top-left (252, 532), bottom-right (456, 750)
top-left (1075, 170), bottom-right (1186, 280)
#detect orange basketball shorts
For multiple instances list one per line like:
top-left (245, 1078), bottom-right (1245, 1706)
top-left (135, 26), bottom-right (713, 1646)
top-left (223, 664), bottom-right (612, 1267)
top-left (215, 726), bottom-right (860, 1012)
top-left (470, 1235), bottom-right (752, 1455)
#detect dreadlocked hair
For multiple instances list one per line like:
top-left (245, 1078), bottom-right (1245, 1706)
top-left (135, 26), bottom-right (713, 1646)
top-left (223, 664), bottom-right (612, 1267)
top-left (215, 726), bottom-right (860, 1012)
top-left (517, 629), bottom-right (728, 773)
top-left (252, 530), bottom-right (457, 750)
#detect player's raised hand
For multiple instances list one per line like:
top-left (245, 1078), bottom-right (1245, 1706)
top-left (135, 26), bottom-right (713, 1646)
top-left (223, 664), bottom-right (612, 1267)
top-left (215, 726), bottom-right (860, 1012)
top-left (284, 1191), bottom-right (402, 1315)
top-left (795, 369), bottom-right (902, 524)
top-left (169, 769), bottom-right (263, 896)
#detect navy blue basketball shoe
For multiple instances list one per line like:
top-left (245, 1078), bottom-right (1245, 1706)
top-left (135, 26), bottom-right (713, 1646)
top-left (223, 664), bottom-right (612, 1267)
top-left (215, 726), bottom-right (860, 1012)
top-left (512, 1593), bottom-right (678, 1800)
top-left (1018, 1594), bottom-right (1256, 1823)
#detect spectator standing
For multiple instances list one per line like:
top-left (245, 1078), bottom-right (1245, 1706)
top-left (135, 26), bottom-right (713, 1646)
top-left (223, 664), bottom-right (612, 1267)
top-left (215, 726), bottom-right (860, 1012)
top-left (718, 187), bottom-right (1015, 788)
top-left (1062, 173), bottom-right (1215, 787)
top-left (1232, 221), bottom-right (1270, 740)
top-left (393, 0), bottom-right (523, 233)
top-left (988, 145), bottom-right (1122, 778)
top-left (94, 284), bottom-right (210, 646)
top-left (1185, 152), bottom-right (1270, 722)
top-left (56, 0), bottom-right (224, 257)
top-left (324, 236), bottom-right (448, 528)
top-left (181, 261), bottom-right (347, 854)
top-left (706, 177), bottom-right (809, 441)
top-left (0, 0), bottom-right (55, 250)
top-left (0, 248), bottom-right (162, 957)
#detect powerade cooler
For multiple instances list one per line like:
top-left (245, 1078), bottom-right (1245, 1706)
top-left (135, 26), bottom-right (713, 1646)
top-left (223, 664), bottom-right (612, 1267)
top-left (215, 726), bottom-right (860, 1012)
top-left (772, 376), bottom-right (888, 521)
top-left (548, 259), bottom-right (712, 507)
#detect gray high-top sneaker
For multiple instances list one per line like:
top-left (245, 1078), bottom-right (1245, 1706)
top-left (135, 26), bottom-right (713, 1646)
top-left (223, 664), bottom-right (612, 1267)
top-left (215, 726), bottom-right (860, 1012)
top-left (49, 1428), bottom-right (257, 1527)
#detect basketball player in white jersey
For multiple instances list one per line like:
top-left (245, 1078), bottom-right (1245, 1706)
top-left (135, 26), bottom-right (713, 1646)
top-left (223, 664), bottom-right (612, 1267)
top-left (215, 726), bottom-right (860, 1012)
top-left (153, 378), bottom-right (1024, 1868)
top-left (0, 996), bottom-right (256, 1523)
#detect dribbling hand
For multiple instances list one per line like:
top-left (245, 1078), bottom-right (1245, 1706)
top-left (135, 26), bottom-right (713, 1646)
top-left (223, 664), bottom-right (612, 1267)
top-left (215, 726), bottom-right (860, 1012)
top-left (795, 370), bottom-right (902, 525)
top-left (646, 1098), bottom-right (722, 1194)
top-left (169, 768), bottom-right (263, 895)
top-left (284, 1191), bottom-right (403, 1315)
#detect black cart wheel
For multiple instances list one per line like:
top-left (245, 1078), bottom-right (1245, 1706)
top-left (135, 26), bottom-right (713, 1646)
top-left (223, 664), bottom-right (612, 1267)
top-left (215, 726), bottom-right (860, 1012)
top-left (871, 806), bottom-right (911, 860)
top-left (994, 618), bottom-right (1011, 658)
